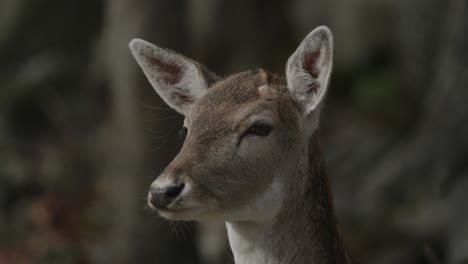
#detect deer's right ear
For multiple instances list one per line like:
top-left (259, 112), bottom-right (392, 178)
top-left (129, 39), bottom-right (218, 115)
top-left (286, 26), bottom-right (333, 116)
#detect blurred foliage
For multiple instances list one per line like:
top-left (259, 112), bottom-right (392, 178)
top-left (352, 69), bottom-right (405, 125)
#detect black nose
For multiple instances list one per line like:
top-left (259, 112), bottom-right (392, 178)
top-left (149, 183), bottom-right (185, 209)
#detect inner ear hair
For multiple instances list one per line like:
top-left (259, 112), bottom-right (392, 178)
top-left (129, 38), bottom-right (219, 115)
top-left (286, 26), bottom-right (333, 114)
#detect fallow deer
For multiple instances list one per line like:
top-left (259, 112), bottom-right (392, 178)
top-left (129, 26), bottom-right (354, 264)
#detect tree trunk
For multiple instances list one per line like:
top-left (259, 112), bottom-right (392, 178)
top-left (102, 0), bottom-right (199, 263)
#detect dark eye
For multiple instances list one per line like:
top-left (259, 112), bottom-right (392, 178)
top-left (247, 123), bottom-right (273, 137)
top-left (179, 127), bottom-right (188, 140)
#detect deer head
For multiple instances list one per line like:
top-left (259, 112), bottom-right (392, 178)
top-left (129, 26), bottom-right (333, 222)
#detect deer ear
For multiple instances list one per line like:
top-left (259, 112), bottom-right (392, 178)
top-left (286, 26), bottom-right (333, 116)
top-left (129, 39), bottom-right (218, 115)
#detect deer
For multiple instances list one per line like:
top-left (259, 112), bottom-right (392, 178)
top-left (129, 26), bottom-right (354, 264)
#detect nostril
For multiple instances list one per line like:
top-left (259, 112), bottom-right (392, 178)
top-left (165, 183), bottom-right (185, 198)
top-left (149, 183), bottom-right (185, 209)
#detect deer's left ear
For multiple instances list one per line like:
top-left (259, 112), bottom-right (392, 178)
top-left (129, 39), bottom-right (218, 115)
top-left (286, 26), bottom-right (333, 116)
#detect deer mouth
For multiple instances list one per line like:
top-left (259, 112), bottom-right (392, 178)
top-left (146, 191), bottom-right (204, 220)
top-left (158, 206), bottom-right (205, 221)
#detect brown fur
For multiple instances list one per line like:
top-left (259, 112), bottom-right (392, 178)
top-left (162, 70), bottom-right (353, 263)
top-left (268, 133), bottom-right (353, 263)
top-left (165, 70), bottom-right (297, 214)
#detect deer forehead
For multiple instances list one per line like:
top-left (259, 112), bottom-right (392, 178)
top-left (186, 72), bottom-right (285, 127)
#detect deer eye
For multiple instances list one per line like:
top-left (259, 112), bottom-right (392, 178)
top-left (179, 127), bottom-right (188, 140)
top-left (247, 123), bottom-right (273, 137)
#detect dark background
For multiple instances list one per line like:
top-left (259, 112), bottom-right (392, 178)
top-left (1, 0), bottom-right (467, 263)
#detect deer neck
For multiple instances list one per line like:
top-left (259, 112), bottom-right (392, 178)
top-left (226, 134), bottom-right (350, 264)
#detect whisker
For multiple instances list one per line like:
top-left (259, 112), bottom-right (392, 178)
top-left (150, 125), bottom-right (181, 151)
top-left (168, 221), bottom-right (178, 238)
top-left (144, 115), bottom-right (180, 122)
top-left (139, 101), bottom-right (176, 112)
top-left (149, 133), bottom-right (171, 140)
top-left (180, 221), bottom-right (193, 240)
top-left (147, 128), bottom-right (165, 134)
top-left (145, 208), bottom-right (164, 224)
top-left (151, 137), bottom-right (170, 151)
top-left (138, 195), bottom-right (148, 201)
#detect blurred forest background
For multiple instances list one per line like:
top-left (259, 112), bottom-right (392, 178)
top-left (1, 0), bottom-right (467, 263)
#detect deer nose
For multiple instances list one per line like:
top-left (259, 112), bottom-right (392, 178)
top-left (149, 183), bottom-right (185, 209)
